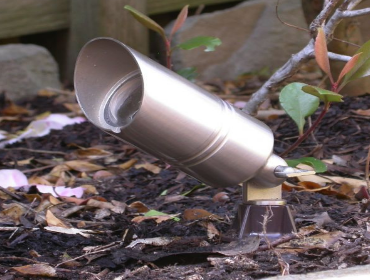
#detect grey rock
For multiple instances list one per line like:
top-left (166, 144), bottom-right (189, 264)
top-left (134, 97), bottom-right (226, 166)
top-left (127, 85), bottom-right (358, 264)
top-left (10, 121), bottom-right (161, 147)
top-left (167, 0), bottom-right (310, 80)
top-left (0, 44), bottom-right (61, 101)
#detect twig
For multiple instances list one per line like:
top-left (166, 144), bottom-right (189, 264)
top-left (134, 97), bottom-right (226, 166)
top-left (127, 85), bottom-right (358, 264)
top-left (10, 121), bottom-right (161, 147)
top-left (22, 164), bottom-right (58, 174)
top-left (0, 256), bottom-right (44, 264)
top-left (0, 186), bottom-right (22, 200)
top-left (243, 0), bottom-right (363, 114)
top-left (258, 232), bottom-right (299, 251)
top-left (340, 7), bottom-right (370, 17)
top-left (0, 147), bottom-right (66, 156)
top-left (365, 144), bottom-right (370, 190)
top-left (261, 207), bottom-right (290, 275)
top-left (55, 241), bottom-right (124, 268)
top-left (280, 102), bottom-right (330, 157)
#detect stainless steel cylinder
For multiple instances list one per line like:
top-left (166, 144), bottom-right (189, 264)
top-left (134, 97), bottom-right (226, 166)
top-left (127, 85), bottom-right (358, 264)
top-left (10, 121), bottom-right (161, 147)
top-left (74, 38), bottom-right (285, 188)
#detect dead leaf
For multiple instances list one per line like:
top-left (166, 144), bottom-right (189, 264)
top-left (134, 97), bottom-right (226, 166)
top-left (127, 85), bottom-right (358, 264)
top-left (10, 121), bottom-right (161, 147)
top-left (126, 237), bottom-right (177, 248)
top-left (65, 160), bottom-right (104, 172)
top-left (298, 181), bottom-right (331, 192)
top-left (200, 221), bottom-right (220, 239)
top-left (296, 212), bottom-right (334, 227)
top-left (93, 170), bottom-right (114, 180)
top-left (111, 200), bottom-right (127, 214)
top-left (28, 176), bottom-right (53, 186)
top-left (95, 208), bottom-right (111, 220)
top-left (183, 209), bottom-right (222, 221)
top-left (81, 184), bottom-right (98, 195)
top-left (1, 102), bottom-right (29, 116)
top-left (212, 192), bottom-right (230, 203)
top-left (135, 162), bottom-right (161, 174)
top-left (129, 201), bottom-right (150, 213)
top-left (44, 226), bottom-right (96, 238)
top-left (353, 109), bottom-right (370, 116)
top-left (86, 199), bottom-right (115, 210)
top-left (8, 157), bottom-right (34, 166)
top-left (74, 148), bottom-right (112, 160)
top-left (12, 264), bottom-right (56, 277)
top-left (46, 210), bottom-right (68, 228)
top-left (278, 231), bottom-right (344, 250)
top-left (118, 159), bottom-right (137, 170)
top-left (0, 203), bottom-right (26, 224)
top-left (63, 102), bottom-right (83, 114)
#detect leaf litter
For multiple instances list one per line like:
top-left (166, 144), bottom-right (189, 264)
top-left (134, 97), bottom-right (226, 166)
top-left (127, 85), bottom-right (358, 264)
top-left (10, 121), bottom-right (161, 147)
top-left (0, 91), bottom-right (369, 279)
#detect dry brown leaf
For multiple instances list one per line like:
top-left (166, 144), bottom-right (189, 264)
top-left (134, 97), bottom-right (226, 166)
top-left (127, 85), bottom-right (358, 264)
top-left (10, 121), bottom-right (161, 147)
top-left (131, 215), bottom-right (177, 224)
top-left (298, 181), bottom-right (330, 192)
top-left (93, 170), bottom-right (114, 180)
top-left (28, 176), bottom-right (53, 186)
top-left (65, 160), bottom-right (104, 172)
top-left (129, 201), bottom-right (150, 213)
top-left (63, 102), bottom-right (83, 114)
top-left (74, 148), bottom-right (112, 160)
top-left (183, 209), bottom-right (222, 221)
top-left (135, 162), bottom-right (161, 174)
top-left (119, 158), bottom-right (137, 170)
top-left (1, 102), bottom-right (29, 116)
top-left (38, 89), bottom-right (57, 97)
top-left (8, 157), bottom-right (34, 166)
top-left (0, 204), bottom-right (26, 224)
top-left (46, 210), bottom-right (68, 228)
top-left (49, 164), bottom-right (70, 178)
top-left (111, 200), bottom-right (127, 214)
top-left (81, 184), bottom-right (98, 195)
top-left (86, 199), bottom-right (115, 210)
top-left (12, 264), bottom-right (56, 277)
top-left (48, 196), bottom-right (62, 205)
top-left (354, 109), bottom-right (370, 116)
top-left (278, 231), bottom-right (343, 251)
top-left (200, 221), bottom-right (220, 239)
top-left (212, 192), bottom-right (230, 203)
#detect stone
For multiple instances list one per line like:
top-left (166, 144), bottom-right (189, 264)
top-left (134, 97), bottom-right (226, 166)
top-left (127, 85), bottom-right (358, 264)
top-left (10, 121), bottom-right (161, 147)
top-left (167, 0), bottom-right (310, 80)
top-left (0, 44), bottom-right (61, 101)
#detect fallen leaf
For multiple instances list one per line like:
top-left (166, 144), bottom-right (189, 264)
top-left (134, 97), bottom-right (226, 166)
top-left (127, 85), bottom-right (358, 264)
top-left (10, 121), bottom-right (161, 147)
top-left (93, 170), bottom-right (114, 180)
top-left (46, 210), bottom-right (68, 228)
top-left (12, 264), bottom-right (56, 277)
top-left (1, 102), bottom-right (29, 116)
top-left (28, 176), bottom-right (53, 186)
top-left (65, 160), bottom-right (104, 172)
top-left (200, 221), bottom-right (220, 239)
top-left (0, 204), bottom-right (26, 224)
top-left (8, 157), bottom-right (34, 166)
top-left (183, 209), bottom-right (222, 221)
top-left (44, 226), bottom-right (96, 238)
top-left (126, 237), bottom-right (177, 248)
top-left (132, 210), bottom-right (180, 223)
top-left (353, 109), bottom-right (370, 116)
top-left (81, 184), bottom-right (98, 195)
top-left (135, 162), bottom-right (161, 174)
top-left (129, 201), bottom-right (150, 213)
top-left (94, 208), bottom-right (111, 220)
top-left (119, 158), bottom-right (137, 170)
top-left (212, 192), bottom-right (230, 203)
top-left (278, 231), bottom-right (343, 250)
top-left (87, 199), bottom-right (115, 210)
top-left (74, 148), bottom-right (112, 160)
top-left (296, 212), bottom-right (334, 227)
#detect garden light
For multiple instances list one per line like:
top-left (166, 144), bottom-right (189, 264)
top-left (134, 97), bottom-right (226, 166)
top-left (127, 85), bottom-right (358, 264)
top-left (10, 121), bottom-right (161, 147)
top-left (74, 38), bottom-right (312, 239)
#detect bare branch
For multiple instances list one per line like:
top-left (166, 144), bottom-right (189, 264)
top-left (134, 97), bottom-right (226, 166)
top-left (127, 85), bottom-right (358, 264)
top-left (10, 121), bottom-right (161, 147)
top-left (242, 0), bottom-right (364, 114)
top-left (341, 7), bottom-right (370, 17)
top-left (327, 52), bottom-right (351, 62)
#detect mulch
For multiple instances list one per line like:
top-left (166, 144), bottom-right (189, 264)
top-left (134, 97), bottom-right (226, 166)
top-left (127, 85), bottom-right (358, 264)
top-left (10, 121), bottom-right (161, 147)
top-left (0, 92), bottom-right (370, 279)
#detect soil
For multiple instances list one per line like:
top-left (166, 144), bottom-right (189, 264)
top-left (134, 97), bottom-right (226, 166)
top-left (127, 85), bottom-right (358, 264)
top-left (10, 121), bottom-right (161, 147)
top-left (0, 92), bottom-right (370, 280)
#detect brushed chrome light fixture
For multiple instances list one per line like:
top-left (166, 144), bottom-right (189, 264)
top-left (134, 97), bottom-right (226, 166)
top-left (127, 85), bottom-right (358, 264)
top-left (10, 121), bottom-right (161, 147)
top-left (74, 38), bottom-right (313, 239)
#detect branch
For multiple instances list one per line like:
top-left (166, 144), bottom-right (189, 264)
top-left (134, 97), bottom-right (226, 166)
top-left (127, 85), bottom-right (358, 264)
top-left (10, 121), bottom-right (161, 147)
top-left (327, 52), bottom-right (351, 62)
top-left (242, 0), bottom-right (363, 115)
top-left (340, 7), bottom-right (370, 17)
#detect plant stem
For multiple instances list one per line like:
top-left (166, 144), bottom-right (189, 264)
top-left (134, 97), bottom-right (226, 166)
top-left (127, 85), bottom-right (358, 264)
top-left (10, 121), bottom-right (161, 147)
top-left (165, 39), bottom-right (172, 69)
top-left (280, 102), bottom-right (330, 157)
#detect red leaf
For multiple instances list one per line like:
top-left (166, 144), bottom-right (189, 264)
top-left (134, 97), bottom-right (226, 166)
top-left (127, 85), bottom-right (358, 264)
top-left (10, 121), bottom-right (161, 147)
top-left (337, 52), bottom-right (362, 85)
top-left (315, 28), bottom-right (334, 83)
top-left (170, 5), bottom-right (189, 41)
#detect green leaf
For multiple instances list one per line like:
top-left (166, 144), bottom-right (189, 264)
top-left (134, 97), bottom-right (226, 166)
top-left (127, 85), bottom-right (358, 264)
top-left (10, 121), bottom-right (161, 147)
top-left (176, 36), bottom-right (222, 52)
top-left (124, 5), bottom-right (166, 41)
top-left (279, 83), bottom-right (320, 135)
top-left (177, 67), bottom-right (198, 81)
top-left (144, 210), bottom-right (180, 222)
top-left (181, 184), bottom-right (206, 196)
top-left (302, 85), bottom-right (343, 103)
top-left (286, 157), bottom-right (327, 173)
top-left (340, 39), bottom-right (370, 88)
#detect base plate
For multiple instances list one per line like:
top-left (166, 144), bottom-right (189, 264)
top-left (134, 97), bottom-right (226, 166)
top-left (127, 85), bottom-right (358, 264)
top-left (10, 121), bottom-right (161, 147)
top-left (234, 202), bottom-right (296, 240)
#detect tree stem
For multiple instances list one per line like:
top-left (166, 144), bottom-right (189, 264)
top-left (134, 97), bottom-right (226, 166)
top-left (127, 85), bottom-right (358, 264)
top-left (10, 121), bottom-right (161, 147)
top-left (165, 40), bottom-right (172, 69)
top-left (280, 102), bottom-right (331, 157)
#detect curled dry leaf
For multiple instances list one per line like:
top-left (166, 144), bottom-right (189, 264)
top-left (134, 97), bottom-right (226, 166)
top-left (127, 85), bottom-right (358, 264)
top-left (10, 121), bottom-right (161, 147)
top-left (93, 170), bottom-right (114, 180)
top-left (212, 192), bottom-right (230, 203)
top-left (86, 199), bottom-right (115, 210)
top-left (74, 148), bottom-right (112, 160)
top-left (135, 162), bottom-right (161, 174)
top-left (12, 264), bottom-right (57, 277)
top-left (46, 210), bottom-right (68, 228)
top-left (118, 158), bottom-right (137, 170)
top-left (65, 160), bottom-right (104, 172)
top-left (183, 209), bottom-right (222, 221)
top-left (129, 201), bottom-right (150, 213)
top-left (0, 203), bottom-right (26, 224)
